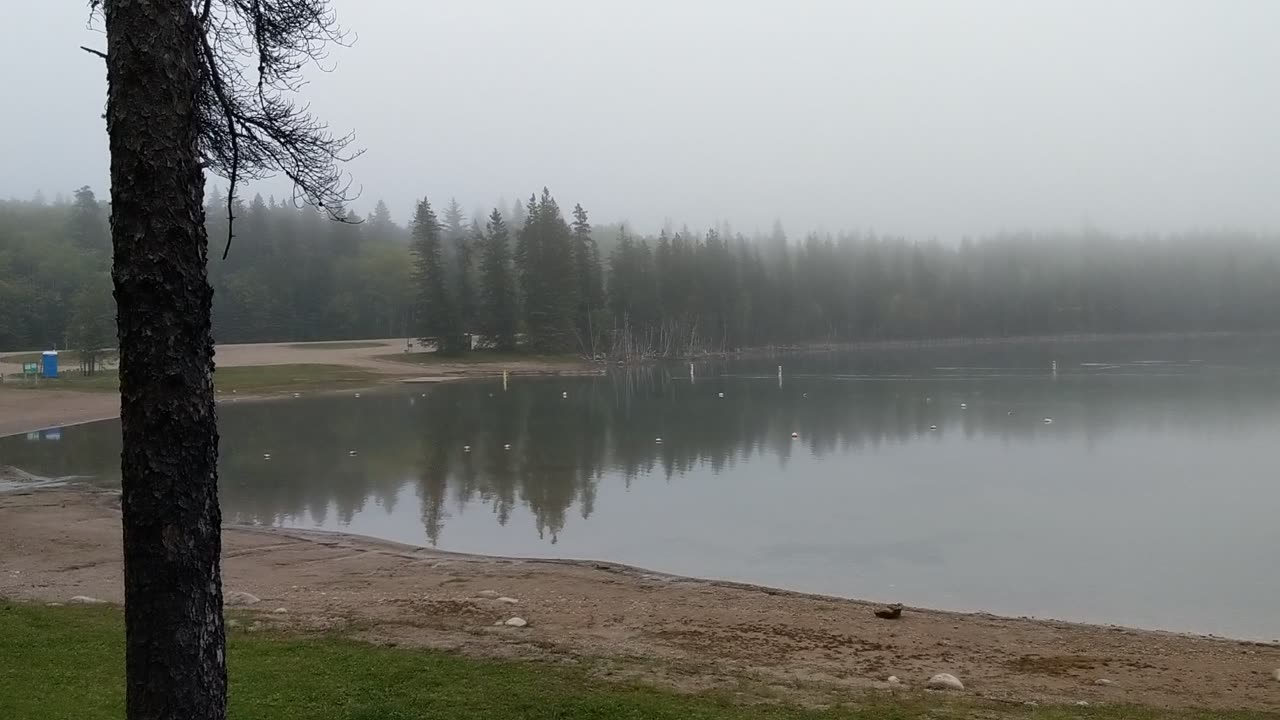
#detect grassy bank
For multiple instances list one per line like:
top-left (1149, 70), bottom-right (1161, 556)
top-left (0, 603), bottom-right (1269, 720)
top-left (284, 341), bottom-right (387, 351)
top-left (380, 350), bottom-right (588, 367)
top-left (0, 364), bottom-right (381, 395)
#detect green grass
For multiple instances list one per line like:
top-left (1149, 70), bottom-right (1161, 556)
top-left (284, 341), bottom-right (387, 351)
top-left (0, 603), bottom-right (1270, 720)
top-left (380, 350), bottom-right (587, 367)
top-left (2, 364), bottom-right (381, 395)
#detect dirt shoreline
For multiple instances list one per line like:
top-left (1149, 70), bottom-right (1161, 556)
top-left (2, 487), bottom-right (1277, 711)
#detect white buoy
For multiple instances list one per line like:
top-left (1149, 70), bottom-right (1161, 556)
top-left (655, 437), bottom-right (663, 444)
top-left (1043, 417), bottom-right (1054, 424)
top-left (1052, 360), bottom-right (1059, 376)
top-left (1007, 410), bottom-right (1013, 415)
top-left (503, 370), bottom-right (509, 391)
top-left (562, 391), bottom-right (568, 399)
top-left (930, 425), bottom-right (938, 431)
top-left (960, 403), bottom-right (968, 410)
top-left (503, 443), bottom-right (511, 450)
top-left (717, 392), bottom-right (725, 398)
top-left (791, 432), bottom-right (799, 438)
top-left (802, 392), bottom-right (807, 398)
top-left (354, 392), bottom-right (361, 398)
top-left (463, 445), bottom-right (471, 452)
top-left (262, 453), bottom-right (271, 460)
top-left (292, 392), bottom-right (300, 398)
top-left (348, 450), bottom-right (357, 456)
top-left (689, 362), bottom-right (695, 383)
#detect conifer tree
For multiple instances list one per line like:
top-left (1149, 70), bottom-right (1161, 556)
top-left (411, 198), bottom-right (462, 353)
top-left (479, 209), bottom-right (518, 351)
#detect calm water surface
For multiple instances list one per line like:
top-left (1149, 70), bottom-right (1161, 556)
top-left (4, 336), bottom-right (1279, 639)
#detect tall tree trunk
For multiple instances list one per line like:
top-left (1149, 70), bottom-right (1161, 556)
top-left (104, 2), bottom-right (227, 719)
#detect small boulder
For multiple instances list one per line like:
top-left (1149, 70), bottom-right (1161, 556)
top-left (926, 673), bottom-right (964, 691)
top-left (475, 590), bottom-right (501, 599)
top-left (224, 591), bottom-right (261, 607)
top-left (874, 603), bottom-right (903, 620)
top-left (272, 607), bottom-right (288, 614)
top-left (504, 617), bottom-right (528, 628)
top-left (886, 675), bottom-right (901, 685)
top-left (1272, 668), bottom-right (1280, 682)
top-left (1094, 678), bottom-right (1114, 686)
top-left (496, 597), bottom-right (519, 605)
top-left (69, 596), bottom-right (106, 605)
top-left (1076, 701), bottom-right (1090, 707)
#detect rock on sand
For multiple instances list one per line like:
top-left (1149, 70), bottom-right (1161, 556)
top-left (926, 673), bottom-right (964, 691)
top-left (224, 591), bottom-right (261, 607)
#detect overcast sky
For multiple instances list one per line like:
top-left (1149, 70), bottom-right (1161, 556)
top-left (3, 1), bottom-right (1279, 239)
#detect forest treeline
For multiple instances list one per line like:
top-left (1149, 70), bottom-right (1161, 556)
top-left (3, 186), bottom-right (1280, 354)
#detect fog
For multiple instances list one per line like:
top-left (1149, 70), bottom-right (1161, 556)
top-left (4, 1), bottom-right (1279, 238)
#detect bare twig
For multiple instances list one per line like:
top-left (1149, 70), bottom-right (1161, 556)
top-left (79, 45), bottom-right (107, 60)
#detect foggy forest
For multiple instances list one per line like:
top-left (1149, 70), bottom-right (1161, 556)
top-left (2, 185), bottom-right (1279, 357)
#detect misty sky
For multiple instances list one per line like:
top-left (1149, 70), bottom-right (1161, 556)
top-left (4, 1), bottom-right (1279, 239)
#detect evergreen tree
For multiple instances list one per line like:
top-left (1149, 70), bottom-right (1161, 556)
top-left (410, 198), bottom-right (463, 353)
top-left (479, 209), bottom-right (518, 351)
top-left (516, 188), bottom-right (578, 353)
top-left (510, 197), bottom-right (528, 232)
top-left (68, 185), bottom-right (109, 251)
top-left (571, 203), bottom-right (604, 354)
top-left (457, 221), bottom-right (480, 334)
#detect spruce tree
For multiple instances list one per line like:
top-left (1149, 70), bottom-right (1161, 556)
top-left (411, 198), bottom-right (462, 353)
top-left (479, 209), bottom-right (518, 351)
top-left (571, 203), bottom-right (604, 354)
top-left (517, 188), bottom-right (578, 353)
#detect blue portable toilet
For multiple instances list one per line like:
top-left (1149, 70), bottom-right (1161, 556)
top-left (41, 351), bottom-right (58, 378)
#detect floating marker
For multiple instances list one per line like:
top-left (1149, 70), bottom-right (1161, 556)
top-left (292, 392), bottom-right (300, 398)
top-left (1007, 410), bottom-right (1013, 415)
top-left (655, 437), bottom-right (663, 444)
top-left (503, 443), bottom-right (511, 450)
top-left (348, 450), bottom-right (357, 456)
top-left (791, 432), bottom-right (799, 438)
top-left (718, 392), bottom-right (725, 398)
top-left (1052, 360), bottom-right (1059, 376)
top-left (802, 392), bottom-right (808, 398)
top-left (262, 453), bottom-right (272, 460)
top-left (960, 403), bottom-right (968, 410)
top-left (689, 362), bottom-right (695, 383)
top-left (354, 392), bottom-right (361, 398)
top-left (503, 370), bottom-right (509, 390)
top-left (463, 445), bottom-right (471, 452)
top-left (1043, 417), bottom-right (1054, 424)
top-left (562, 391), bottom-right (568, 399)
top-left (929, 425), bottom-right (938, 431)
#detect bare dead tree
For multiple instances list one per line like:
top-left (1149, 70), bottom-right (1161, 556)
top-left (90, 2), bottom-right (358, 719)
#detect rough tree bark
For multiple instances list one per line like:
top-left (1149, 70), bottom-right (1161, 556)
top-left (104, 2), bottom-right (227, 718)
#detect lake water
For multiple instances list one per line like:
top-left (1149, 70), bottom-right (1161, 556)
top-left (4, 335), bottom-right (1279, 640)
